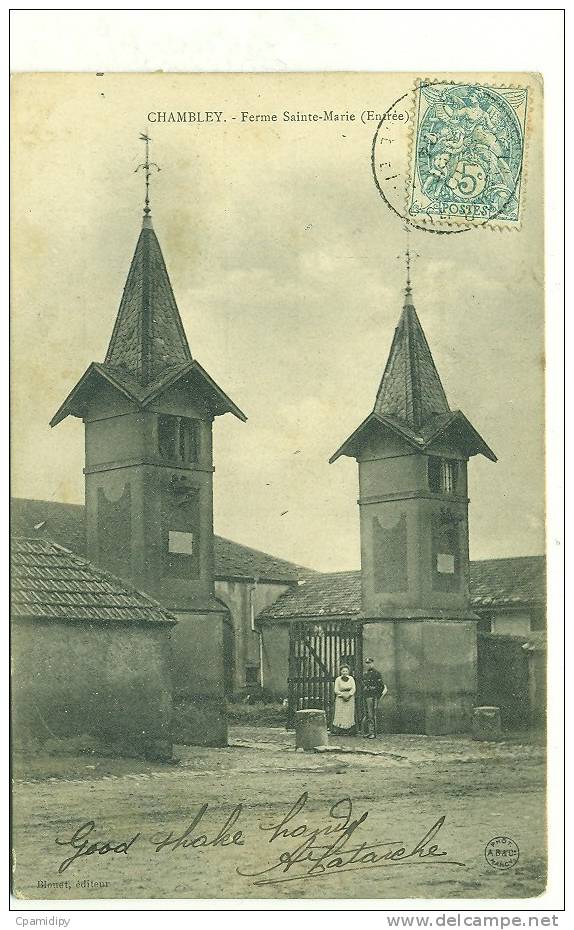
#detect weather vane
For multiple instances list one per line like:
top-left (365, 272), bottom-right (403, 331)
top-left (135, 132), bottom-right (161, 216)
top-left (398, 223), bottom-right (419, 297)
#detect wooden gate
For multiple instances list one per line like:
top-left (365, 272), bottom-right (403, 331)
top-left (287, 620), bottom-right (363, 729)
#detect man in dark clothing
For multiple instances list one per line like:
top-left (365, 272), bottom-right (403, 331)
top-left (362, 657), bottom-right (387, 738)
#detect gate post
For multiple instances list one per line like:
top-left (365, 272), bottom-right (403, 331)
top-left (287, 625), bottom-right (296, 729)
top-left (295, 709), bottom-right (328, 750)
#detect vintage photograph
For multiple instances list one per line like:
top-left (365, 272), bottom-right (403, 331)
top-left (10, 71), bottom-right (546, 901)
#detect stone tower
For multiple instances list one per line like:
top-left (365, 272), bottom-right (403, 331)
top-left (330, 277), bottom-right (496, 735)
top-left (51, 206), bottom-right (246, 746)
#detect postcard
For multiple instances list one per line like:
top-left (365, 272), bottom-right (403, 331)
top-left (10, 71), bottom-right (547, 902)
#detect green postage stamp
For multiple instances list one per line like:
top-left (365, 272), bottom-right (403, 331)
top-left (408, 81), bottom-right (529, 228)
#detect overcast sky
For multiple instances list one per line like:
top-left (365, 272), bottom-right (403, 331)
top-left (11, 73), bottom-right (545, 571)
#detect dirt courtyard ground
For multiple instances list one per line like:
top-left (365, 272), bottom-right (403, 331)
top-left (12, 725), bottom-right (546, 901)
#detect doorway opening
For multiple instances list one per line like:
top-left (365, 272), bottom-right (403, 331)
top-left (287, 620), bottom-right (363, 729)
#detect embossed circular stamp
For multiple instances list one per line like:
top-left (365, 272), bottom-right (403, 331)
top-left (485, 835), bottom-right (520, 870)
top-left (372, 79), bottom-right (529, 233)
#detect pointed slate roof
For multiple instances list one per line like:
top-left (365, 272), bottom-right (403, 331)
top-left (51, 214), bottom-right (246, 426)
top-left (373, 289), bottom-right (450, 428)
top-left (105, 215), bottom-right (192, 384)
top-left (330, 282), bottom-right (496, 463)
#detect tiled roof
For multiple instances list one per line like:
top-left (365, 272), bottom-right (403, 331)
top-left (11, 537), bottom-right (175, 624)
top-left (259, 571), bottom-right (362, 620)
top-left (11, 499), bottom-right (87, 558)
top-left (10, 499), bottom-right (310, 583)
top-left (259, 557), bottom-right (546, 620)
top-left (214, 535), bottom-right (314, 583)
top-left (469, 556), bottom-right (546, 608)
top-left (105, 219), bottom-right (192, 384)
top-left (374, 295), bottom-right (450, 429)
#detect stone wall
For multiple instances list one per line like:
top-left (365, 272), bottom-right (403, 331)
top-left (392, 620), bottom-right (477, 734)
top-left (362, 621), bottom-right (399, 731)
top-left (170, 608), bottom-right (228, 746)
top-left (11, 619), bottom-right (174, 759)
top-left (261, 616), bottom-right (478, 735)
top-left (260, 623), bottom-right (290, 698)
top-left (215, 579), bottom-right (293, 691)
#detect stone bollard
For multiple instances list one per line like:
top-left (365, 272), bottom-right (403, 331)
top-left (295, 709), bottom-right (328, 750)
top-left (472, 706), bottom-right (502, 741)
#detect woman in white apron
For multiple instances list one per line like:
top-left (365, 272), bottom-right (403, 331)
top-left (332, 665), bottom-right (356, 735)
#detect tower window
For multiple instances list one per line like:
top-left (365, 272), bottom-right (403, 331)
top-left (158, 415), bottom-right (177, 460)
top-left (428, 457), bottom-right (458, 494)
top-left (158, 415), bottom-right (199, 464)
top-left (179, 417), bottom-right (198, 462)
top-left (477, 615), bottom-right (493, 633)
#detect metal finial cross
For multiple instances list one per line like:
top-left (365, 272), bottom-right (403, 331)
top-left (398, 224), bottom-right (419, 298)
top-left (135, 132), bottom-right (161, 215)
top-left (405, 223), bottom-right (413, 293)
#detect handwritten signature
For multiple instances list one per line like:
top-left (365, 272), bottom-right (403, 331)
top-left (54, 793), bottom-right (464, 883)
top-left (238, 792), bottom-right (464, 885)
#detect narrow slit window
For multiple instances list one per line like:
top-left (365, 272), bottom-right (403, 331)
top-left (440, 460), bottom-right (456, 493)
top-left (428, 457), bottom-right (457, 494)
top-left (158, 415), bottom-right (199, 464)
top-left (158, 415), bottom-right (178, 461)
top-left (179, 418), bottom-right (198, 463)
top-left (428, 457), bottom-right (441, 492)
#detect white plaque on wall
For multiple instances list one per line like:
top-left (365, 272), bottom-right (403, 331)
top-left (437, 552), bottom-right (455, 574)
top-left (168, 530), bottom-right (194, 555)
